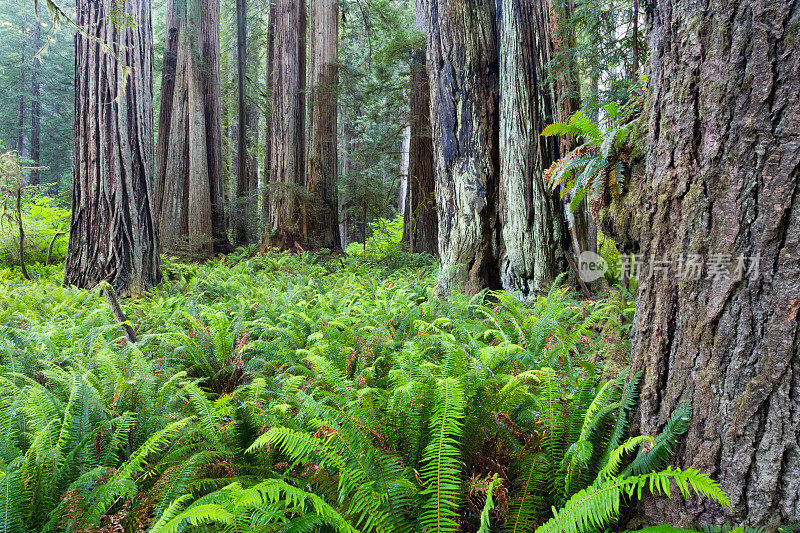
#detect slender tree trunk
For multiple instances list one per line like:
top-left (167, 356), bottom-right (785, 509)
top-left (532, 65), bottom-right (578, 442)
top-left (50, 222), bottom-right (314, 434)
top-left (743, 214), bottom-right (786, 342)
top-left (550, 0), bottom-right (596, 259)
top-left (631, 0), bottom-right (639, 79)
top-left (29, 12), bottom-right (42, 186)
top-left (234, 0), bottom-right (249, 245)
top-left (338, 115), bottom-right (352, 249)
top-left (404, 0), bottom-right (437, 255)
top-left (398, 124), bottom-right (410, 216)
top-left (427, 0), bottom-right (500, 296)
top-left (605, 0), bottom-right (800, 528)
top-left (65, 0), bottom-right (160, 297)
top-left (306, 0), bottom-right (340, 249)
top-left (270, 0), bottom-right (306, 235)
top-left (262, 0), bottom-right (276, 229)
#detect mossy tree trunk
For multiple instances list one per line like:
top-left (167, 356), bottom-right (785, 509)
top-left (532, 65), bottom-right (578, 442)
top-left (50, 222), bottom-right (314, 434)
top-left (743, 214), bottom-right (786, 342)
top-left (65, 0), bottom-right (160, 297)
top-left (498, 0), bottom-right (568, 298)
top-left (426, 0), bottom-right (501, 296)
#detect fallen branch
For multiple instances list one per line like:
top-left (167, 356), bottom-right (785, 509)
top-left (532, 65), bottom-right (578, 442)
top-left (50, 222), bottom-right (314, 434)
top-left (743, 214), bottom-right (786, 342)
top-left (99, 281), bottom-right (137, 343)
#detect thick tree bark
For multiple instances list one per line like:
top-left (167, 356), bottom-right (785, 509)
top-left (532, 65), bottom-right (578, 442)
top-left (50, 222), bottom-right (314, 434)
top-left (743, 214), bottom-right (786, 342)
top-left (270, 0), bottom-right (306, 235)
top-left (156, 0), bottom-right (230, 255)
top-left (498, 0), bottom-right (567, 298)
top-left (233, 0), bottom-right (249, 245)
top-left (608, 0), bottom-right (800, 528)
top-left (306, 0), bottom-right (341, 249)
top-left (29, 13), bottom-right (42, 186)
top-left (65, 0), bottom-right (160, 297)
top-left (403, 0), bottom-right (437, 256)
top-left (427, 0), bottom-right (501, 296)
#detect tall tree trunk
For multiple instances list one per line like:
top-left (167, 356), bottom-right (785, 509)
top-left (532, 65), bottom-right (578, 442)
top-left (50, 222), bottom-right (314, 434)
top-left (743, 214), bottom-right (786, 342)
top-left (404, 0), bottom-right (437, 255)
top-left (156, 0), bottom-right (230, 255)
top-left (427, 0), bottom-right (500, 296)
top-left (606, 0), bottom-right (800, 528)
top-left (550, 0), bottom-right (596, 260)
top-left (233, 0), bottom-right (249, 245)
top-left (497, 0), bottom-right (567, 298)
top-left (306, 0), bottom-right (340, 249)
top-left (29, 12), bottom-right (41, 186)
top-left (154, 0), bottom-right (180, 215)
top-left (65, 0), bottom-right (160, 297)
top-left (262, 0), bottom-right (276, 229)
top-left (338, 114), bottom-right (352, 249)
top-left (201, 0), bottom-right (231, 252)
top-left (270, 0), bottom-right (306, 235)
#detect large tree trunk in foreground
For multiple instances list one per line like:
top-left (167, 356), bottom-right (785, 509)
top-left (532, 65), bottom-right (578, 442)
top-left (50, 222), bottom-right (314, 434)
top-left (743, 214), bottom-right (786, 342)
top-left (613, 0), bottom-right (800, 528)
top-left (306, 0), bottom-right (341, 249)
top-left (403, 0), bottom-right (437, 256)
top-left (156, 0), bottom-right (230, 255)
top-left (498, 0), bottom-right (567, 298)
top-left (270, 0), bottom-right (306, 234)
top-left (65, 0), bottom-right (160, 297)
top-left (427, 0), bottom-right (500, 296)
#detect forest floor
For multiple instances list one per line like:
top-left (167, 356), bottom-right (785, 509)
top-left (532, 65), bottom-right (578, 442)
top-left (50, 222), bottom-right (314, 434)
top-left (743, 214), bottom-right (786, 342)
top-left (0, 251), bottom-right (678, 532)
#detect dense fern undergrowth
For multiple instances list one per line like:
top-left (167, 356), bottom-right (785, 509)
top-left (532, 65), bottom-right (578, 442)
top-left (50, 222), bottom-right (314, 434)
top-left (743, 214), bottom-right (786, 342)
top-left (0, 251), bottom-right (732, 532)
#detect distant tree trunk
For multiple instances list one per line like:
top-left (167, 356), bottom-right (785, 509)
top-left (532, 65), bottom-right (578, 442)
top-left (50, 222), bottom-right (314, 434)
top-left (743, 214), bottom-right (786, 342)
top-left (403, 0), bottom-right (437, 255)
top-left (156, 0), bottom-right (230, 255)
top-left (427, 0), bottom-right (500, 296)
top-left (15, 96), bottom-right (26, 159)
top-left (603, 0), bottom-right (800, 528)
top-left (262, 0), bottom-right (276, 228)
top-left (233, 0), bottom-right (249, 245)
top-left (497, 0), bottom-right (569, 298)
top-left (29, 12), bottom-right (42, 186)
top-left (65, 0), bottom-right (160, 297)
top-left (306, 0), bottom-right (340, 249)
top-left (154, 0), bottom-right (180, 213)
top-left (270, 0), bottom-right (306, 234)
top-left (338, 115), bottom-right (352, 249)
top-left (550, 0), bottom-right (596, 259)
top-left (398, 124), bottom-right (410, 216)
top-left (630, 0), bottom-right (639, 79)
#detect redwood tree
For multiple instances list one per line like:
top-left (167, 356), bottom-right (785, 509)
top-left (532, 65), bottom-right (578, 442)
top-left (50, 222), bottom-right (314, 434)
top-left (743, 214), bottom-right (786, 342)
top-left (306, 0), bottom-right (341, 249)
top-left (603, 0), bottom-right (800, 527)
top-left (155, 0), bottom-right (230, 254)
top-left (269, 0), bottom-right (306, 235)
top-left (498, 0), bottom-right (567, 297)
top-left (403, 0), bottom-right (436, 255)
top-left (426, 0), bottom-right (500, 296)
top-left (65, 0), bottom-right (160, 296)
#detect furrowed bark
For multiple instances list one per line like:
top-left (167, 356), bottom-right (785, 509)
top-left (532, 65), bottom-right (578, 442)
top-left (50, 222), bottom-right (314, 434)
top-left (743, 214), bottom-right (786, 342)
top-left (306, 0), bottom-right (341, 249)
top-left (270, 0), bottom-right (306, 235)
top-left (498, 0), bottom-right (567, 298)
top-left (605, 0), bottom-right (800, 528)
top-left (403, 0), bottom-right (437, 256)
top-left (65, 0), bottom-right (160, 297)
